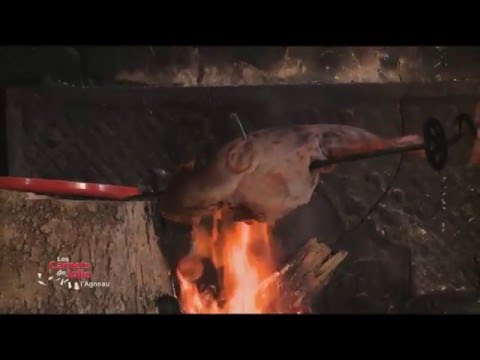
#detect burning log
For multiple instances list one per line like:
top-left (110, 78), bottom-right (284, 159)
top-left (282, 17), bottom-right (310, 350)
top-left (0, 190), bottom-right (173, 314)
top-left (175, 217), bottom-right (347, 314)
top-left (260, 238), bottom-right (348, 313)
top-left (178, 255), bottom-right (205, 282)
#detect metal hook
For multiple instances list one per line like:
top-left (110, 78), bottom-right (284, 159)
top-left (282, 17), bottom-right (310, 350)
top-left (229, 113), bottom-right (248, 141)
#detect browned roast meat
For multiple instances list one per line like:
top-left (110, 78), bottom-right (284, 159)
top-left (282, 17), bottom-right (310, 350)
top-left (161, 124), bottom-right (424, 225)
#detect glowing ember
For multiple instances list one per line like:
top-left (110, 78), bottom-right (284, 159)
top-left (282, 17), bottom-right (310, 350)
top-left (177, 219), bottom-right (279, 314)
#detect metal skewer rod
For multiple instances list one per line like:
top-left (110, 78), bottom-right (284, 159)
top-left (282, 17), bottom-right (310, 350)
top-left (310, 132), bottom-right (462, 170)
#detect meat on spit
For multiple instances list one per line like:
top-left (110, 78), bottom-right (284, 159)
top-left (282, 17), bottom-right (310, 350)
top-left (161, 123), bottom-right (426, 225)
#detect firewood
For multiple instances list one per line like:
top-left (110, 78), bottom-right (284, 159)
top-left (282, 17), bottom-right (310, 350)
top-left (260, 238), bottom-right (348, 313)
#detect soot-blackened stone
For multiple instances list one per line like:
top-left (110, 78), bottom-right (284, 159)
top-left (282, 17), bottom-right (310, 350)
top-left (156, 295), bottom-right (182, 314)
top-left (196, 257), bottom-right (221, 299)
top-left (403, 290), bottom-right (480, 314)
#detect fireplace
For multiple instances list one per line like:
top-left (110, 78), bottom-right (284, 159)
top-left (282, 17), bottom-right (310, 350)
top-left (1, 46), bottom-right (480, 314)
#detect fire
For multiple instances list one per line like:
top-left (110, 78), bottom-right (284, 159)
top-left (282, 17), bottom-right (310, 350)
top-left (177, 218), bottom-right (279, 314)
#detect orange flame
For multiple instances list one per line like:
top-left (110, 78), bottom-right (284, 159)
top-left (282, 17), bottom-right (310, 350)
top-left (177, 219), bottom-right (279, 314)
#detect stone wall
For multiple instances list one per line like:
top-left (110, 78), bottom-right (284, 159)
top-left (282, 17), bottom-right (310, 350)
top-left (2, 46), bottom-right (480, 176)
top-left (2, 46), bottom-right (480, 88)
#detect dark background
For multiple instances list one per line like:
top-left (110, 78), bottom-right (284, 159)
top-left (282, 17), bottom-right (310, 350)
top-left (2, 46), bottom-right (480, 313)
top-left (3, 46), bottom-right (480, 176)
